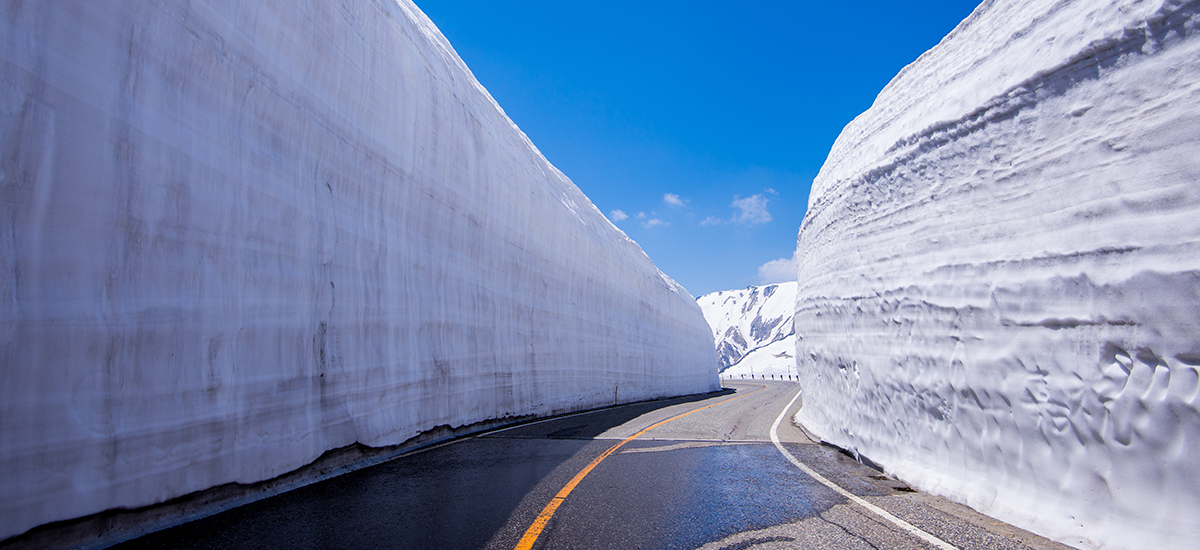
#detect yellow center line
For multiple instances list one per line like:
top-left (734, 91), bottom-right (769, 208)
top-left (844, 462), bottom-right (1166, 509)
top-left (512, 383), bottom-right (769, 550)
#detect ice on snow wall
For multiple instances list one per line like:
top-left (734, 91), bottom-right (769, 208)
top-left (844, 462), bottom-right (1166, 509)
top-left (0, 0), bottom-right (718, 539)
top-left (794, 1), bottom-right (1200, 549)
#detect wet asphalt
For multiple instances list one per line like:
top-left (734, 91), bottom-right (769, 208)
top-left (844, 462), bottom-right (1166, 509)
top-left (113, 381), bottom-right (1072, 550)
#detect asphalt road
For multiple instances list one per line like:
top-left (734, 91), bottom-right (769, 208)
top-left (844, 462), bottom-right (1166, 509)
top-left (115, 381), bottom-right (1071, 550)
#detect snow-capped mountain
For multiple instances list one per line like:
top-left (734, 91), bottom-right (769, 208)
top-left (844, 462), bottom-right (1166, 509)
top-left (0, 0), bottom-right (716, 540)
top-left (792, 1), bottom-right (1200, 549)
top-left (697, 282), bottom-right (797, 377)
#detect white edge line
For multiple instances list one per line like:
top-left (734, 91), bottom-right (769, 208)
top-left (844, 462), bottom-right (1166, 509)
top-left (769, 388), bottom-right (959, 550)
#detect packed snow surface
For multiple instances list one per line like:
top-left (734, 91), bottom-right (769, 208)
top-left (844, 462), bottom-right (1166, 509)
top-left (794, 1), bottom-right (1200, 549)
top-left (0, 0), bottom-right (717, 539)
top-left (719, 338), bottom-right (796, 380)
top-left (697, 283), bottom-right (797, 378)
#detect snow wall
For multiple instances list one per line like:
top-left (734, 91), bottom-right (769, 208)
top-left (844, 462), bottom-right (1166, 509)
top-left (0, 0), bottom-right (718, 540)
top-left (793, 1), bottom-right (1200, 548)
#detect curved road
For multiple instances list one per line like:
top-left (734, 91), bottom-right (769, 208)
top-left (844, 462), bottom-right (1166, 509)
top-left (117, 381), bottom-right (1069, 550)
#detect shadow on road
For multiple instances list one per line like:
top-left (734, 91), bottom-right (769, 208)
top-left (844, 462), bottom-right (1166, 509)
top-left (494, 388), bottom-right (736, 441)
top-left (113, 388), bottom-right (735, 550)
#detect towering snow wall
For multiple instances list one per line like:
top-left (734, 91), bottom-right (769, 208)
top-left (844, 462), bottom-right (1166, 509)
top-left (0, 0), bottom-right (718, 540)
top-left (794, 1), bottom-right (1200, 548)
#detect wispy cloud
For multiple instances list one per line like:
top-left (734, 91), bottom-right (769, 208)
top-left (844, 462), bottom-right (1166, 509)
top-left (636, 212), bottom-right (647, 219)
top-left (702, 192), bottom-right (774, 226)
top-left (663, 193), bottom-right (687, 207)
top-left (732, 194), bottom-right (773, 225)
top-left (758, 249), bottom-right (798, 284)
top-left (609, 209), bottom-right (629, 222)
top-left (645, 218), bottom-right (668, 228)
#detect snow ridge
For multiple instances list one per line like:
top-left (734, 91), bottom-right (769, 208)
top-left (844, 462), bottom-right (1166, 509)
top-left (697, 282), bottom-right (797, 377)
top-left (794, 1), bottom-right (1200, 549)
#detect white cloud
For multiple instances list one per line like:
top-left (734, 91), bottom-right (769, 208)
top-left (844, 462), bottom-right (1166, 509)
top-left (758, 250), bottom-right (798, 284)
top-left (663, 193), bottom-right (686, 207)
top-left (609, 209), bottom-right (628, 222)
top-left (701, 192), bottom-right (775, 227)
top-left (645, 218), bottom-right (668, 228)
top-left (636, 211), bottom-right (647, 219)
top-left (732, 194), bottom-right (773, 225)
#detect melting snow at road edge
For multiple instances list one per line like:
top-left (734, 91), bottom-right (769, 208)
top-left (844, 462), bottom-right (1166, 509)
top-left (792, 1), bottom-right (1200, 549)
top-left (0, 0), bottom-right (717, 540)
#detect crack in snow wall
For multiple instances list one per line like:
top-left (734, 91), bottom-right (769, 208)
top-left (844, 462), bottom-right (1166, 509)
top-left (0, 0), bottom-right (718, 540)
top-left (794, 1), bottom-right (1200, 549)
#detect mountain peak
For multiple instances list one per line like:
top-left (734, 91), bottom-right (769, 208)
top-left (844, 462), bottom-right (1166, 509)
top-left (697, 282), bottom-right (797, 376)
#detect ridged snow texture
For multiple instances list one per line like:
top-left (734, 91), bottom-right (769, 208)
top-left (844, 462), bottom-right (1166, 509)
top-left (794, 1), bottom-right (1200, 549)
top-left (0, 0), bottom-right (718, 539)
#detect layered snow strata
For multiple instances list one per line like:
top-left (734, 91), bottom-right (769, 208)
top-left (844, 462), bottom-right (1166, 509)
top-left (697, 282), bottom-right (797, 377)
top-left (793, 1), bottom-right (1200, 549)
top-left (0, 0), bottom-right (717, 540)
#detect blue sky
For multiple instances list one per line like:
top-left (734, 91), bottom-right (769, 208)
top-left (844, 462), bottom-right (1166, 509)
top-left (416, 1), bottom-right (981, 297)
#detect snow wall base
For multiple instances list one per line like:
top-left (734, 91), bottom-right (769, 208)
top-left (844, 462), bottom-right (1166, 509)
top-left (794, 1), bottom-right (1200, 549)
top-left (0, 0), bottom-right (718, 541)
